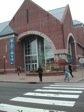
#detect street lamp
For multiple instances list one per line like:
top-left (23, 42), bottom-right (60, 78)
top-left (3, 56), bottom-right (6, 73)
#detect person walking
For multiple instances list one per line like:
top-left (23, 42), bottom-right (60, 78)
top-left (64, 65), bottom-right (71, 82)
top-left (37, 66), bottom-right (43, 82)
top-left (16, 66), bottom-right (21, 76)
top-left (68, 64), bottom-right (74, 78)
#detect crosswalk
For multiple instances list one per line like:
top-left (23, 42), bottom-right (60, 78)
top-left (0, 83), bottom-right (84, 112)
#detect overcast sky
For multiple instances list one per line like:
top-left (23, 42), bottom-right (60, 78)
top-left (0, 0), bottom-right (84, 23)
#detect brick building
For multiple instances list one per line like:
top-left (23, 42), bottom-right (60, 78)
top-left (0, 0), bottom-right (84, 73)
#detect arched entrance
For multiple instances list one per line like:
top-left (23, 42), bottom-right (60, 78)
top-left (24, 35), bottom-right (44, 71)
top-left (67, 35), bottom-right (76, 64)
top-left (18, 31), bottom-right (56, 71)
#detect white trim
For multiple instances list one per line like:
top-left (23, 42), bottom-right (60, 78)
top-left (36, 38), bottom-right (39, 69)
top-left (44, 40), bottom-right (47, 68)
top-left (0, 34), bottom-right (15, 40)
top-left (0, 36), bottom-right (10, 40)
top-left (67, 33), bottom-right (75, 51)
top-left (55, 49), bottom-right (67, 54)
top-left (24, 42), bottom-right (26, 72)
top-left (0, 68), bottom-right (15, 71)
top-left (67, 33), bottom-right (77, 60)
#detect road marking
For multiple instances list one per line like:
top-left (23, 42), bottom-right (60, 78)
top-left (51, 84), bottom-right (82, 87)
top-left (0, 103), bottom-right (66, 112)
top-left (49, 85), bottom-right (84, 90)
top-left (11, 97), bottom-right (75, 107)
top-left (24, 92), bottom-right (79, 99)
top-left (43, 86), bottom-right (84, 90)
top-left (35, 89), bottom-right (82, 93)
top-left (53, 84), bottom-right (83, 87)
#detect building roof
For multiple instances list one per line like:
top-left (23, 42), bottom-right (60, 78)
top-left (73, 20), bottom-right (84, 27)
top-left (0, 21), bottom-right (14, 37)
top-left (0, 5), bottom-right (83, 38)
top-left (0, 21), bottom-right (9, 32)
top-left (49, 7), bottom-right (66, 22)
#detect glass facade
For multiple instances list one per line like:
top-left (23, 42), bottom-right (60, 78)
top-left (24, 35), bottom-right (54, 72)
top-left (44, 39), bottom-right (54, 64)
top-left (68, 38), bottom-right (75, 64)
top-left (24, 37), bottom-right (38, 71)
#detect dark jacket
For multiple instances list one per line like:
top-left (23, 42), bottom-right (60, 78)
top-left (38, 67), bottom-right (43, 75)
top-left (68, 65), bottom-right (72, 72)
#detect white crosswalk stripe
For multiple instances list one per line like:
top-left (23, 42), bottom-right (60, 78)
top-left (24, 92), bottom-right (79, 98)
top-left (0, 103), bottom-right (66, 112)
top-left (11, 97), bottom-right (75, 107)
top-left (50, 84), bottom-right (84, 89)
top-left (35, 89), bottom-right (82, 93)
top-left (52, 84), bottom-right (82, 87)
top-left (43, 86), bottom-right (84, 90)
top-left (0, 84), bottom-right (83, 112)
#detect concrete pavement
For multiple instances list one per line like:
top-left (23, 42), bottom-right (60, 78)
top-left (0, 69), bottom-right (84, 83)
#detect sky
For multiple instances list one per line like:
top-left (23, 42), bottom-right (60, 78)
top-left (0, 0), bottom-right (84, 23)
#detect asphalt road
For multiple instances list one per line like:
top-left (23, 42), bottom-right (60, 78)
top-left (0, 82), bottom-right (84, 112)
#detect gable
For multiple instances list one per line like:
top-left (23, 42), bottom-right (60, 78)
top-left (62, 5), bottom-right (73, 24)
top-left (9, 0), bottom-right (61, 34)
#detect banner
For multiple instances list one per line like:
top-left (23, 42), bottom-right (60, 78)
top-left (8, 35), bottom-right (15, 64)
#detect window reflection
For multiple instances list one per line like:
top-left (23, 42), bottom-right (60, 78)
top-left (44, 39), bottom-right (54, 64)
top-left (25, 37), bottom-right (38, 71)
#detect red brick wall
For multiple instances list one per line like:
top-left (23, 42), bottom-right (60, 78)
top-left (0, 38), bottom-right (15, 72)
top-left (62, 6), bottom-right (84, 59)
top-left (10, 0), bottom-right (64, 50)
top-left (74, 27), bottom-right (84, 46)
top-left (15, 41), bottom-right (24, 69)
top-left (62, 5), bottom-right (73, 48)
top-left (73, 27), bottom-right (84, 57)
top-left (0, 37), bottom-right (24, 72)
top-left (76, 44), bottom-right (84, 57)
top-left (9, 0), bottom-right (84, 68)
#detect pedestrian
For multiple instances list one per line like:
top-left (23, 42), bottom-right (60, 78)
top-left (16, 66), bottom-right (21, 76)
top-left (64, 65), bottom-right (71, 82)
top-left (37, 66), bottom-right (43, 82)
top-left (68, 64), bottom-right (74, 78)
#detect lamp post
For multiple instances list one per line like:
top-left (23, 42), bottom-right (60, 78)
top-left (3, 56), bottom-right (6, 74)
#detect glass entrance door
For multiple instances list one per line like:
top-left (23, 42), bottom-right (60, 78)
top-left (25, 55), bottom-right (38, 71)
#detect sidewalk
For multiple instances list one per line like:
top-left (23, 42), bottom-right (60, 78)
top-left (0, 69), bottom-right (84, 83)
